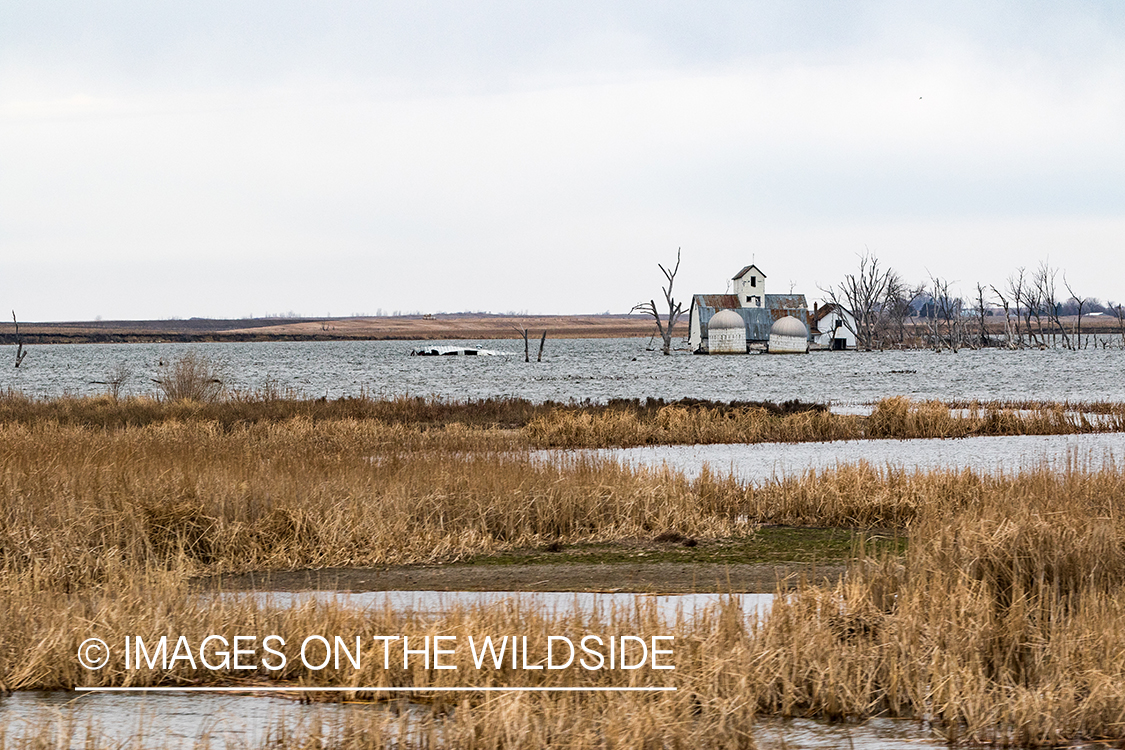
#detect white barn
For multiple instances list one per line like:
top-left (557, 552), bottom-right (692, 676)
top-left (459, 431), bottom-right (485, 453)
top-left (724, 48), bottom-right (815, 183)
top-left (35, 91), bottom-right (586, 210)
top-left (687, 264), bottom-right (810, 354)
top-left (810, 303), bottom-right (857, 350)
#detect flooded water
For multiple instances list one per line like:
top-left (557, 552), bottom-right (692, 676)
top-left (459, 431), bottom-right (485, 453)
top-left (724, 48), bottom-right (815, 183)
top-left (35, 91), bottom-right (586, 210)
top-left (0, 690), bottom-right (353, 747)
top-left (232, 590), bottom-right (776, 622)
top-left (559, 432), bottom-right (1125, 483)
top-left (0, 690), bottom-right (962, 749)
top-left (3, 338), bottom-right (1125, 404)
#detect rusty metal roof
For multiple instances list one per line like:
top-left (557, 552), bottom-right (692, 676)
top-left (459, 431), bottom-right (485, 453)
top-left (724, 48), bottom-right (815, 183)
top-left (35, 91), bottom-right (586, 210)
top-left (692, 294), bottom-right (810, 343)
top-left (696, 294), bottom-right (740, 310)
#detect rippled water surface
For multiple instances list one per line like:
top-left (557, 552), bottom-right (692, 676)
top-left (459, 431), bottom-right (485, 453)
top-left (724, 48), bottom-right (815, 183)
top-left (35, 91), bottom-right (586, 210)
top-left (235, 590), bottom-right (776, 621)
top-left (0, 691), bottom-right (963, 749)
top-left (564, 432), bottom-right (1125, 483)
top-left (3, 338), bottom-right (1125, 403)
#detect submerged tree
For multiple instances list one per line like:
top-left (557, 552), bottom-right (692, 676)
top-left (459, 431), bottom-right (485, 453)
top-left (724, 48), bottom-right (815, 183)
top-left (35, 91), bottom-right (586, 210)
top-left (632, 248), bottom-right (684, 356)
top-left (827, 250), bottom-right (893, 350)
top-left (11, 311), bottom-right (27, 368)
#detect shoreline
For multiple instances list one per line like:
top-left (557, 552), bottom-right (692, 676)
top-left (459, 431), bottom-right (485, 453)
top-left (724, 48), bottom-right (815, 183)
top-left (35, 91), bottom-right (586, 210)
top-left (197, 562), bottom-right (848, 595)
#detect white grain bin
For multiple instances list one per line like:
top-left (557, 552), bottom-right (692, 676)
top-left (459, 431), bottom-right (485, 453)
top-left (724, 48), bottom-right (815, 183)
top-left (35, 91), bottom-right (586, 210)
top-left (707, 309), bottom-right (746, 354)
top-left (768, 315), bottom-right (809, 354)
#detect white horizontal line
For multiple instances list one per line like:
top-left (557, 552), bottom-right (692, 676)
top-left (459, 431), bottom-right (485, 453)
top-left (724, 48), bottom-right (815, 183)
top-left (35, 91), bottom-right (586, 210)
top-left (76, 686), bottom-right (676, 693)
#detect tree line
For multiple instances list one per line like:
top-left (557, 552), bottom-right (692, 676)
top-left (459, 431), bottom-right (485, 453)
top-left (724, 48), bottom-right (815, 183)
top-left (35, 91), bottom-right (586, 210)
top-left (827, 252), bottom-right (1125, 352)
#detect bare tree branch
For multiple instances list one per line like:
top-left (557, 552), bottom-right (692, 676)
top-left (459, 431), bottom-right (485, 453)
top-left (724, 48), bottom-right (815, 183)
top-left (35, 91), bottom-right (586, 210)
top-left (632, 248), bottom-right (684, 355)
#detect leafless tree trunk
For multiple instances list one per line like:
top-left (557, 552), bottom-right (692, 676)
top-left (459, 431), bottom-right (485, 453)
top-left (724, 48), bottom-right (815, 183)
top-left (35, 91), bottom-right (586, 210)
top-left (537, 331), bottom-right (547, 362)
top-left (892, 282), bottom-right (925, 347)
top-left (1063, 276), bottom-right (1087, 350)
top-left (825, 250), bottom-right (892, 350)
top-left (990, 285), bottom-right (1016, 349)
top-left (632, 248), bottom-right (684, 356)
top-left (514, 327), bottom-right (530, 362)
top-left (929, 276), bottom-right (963, 352)
top-left (11, 311), bottom-right (27, 368)
top-left (1005, 269), bottom-right (1031, 347)
top-left (974, 283), bottom-right (989, 348)
top-left (1113, 304), bottom-right (1125, 349)
top-left (1021, 267), bottom-right (1045, 346)
top-left (1034, 261), bottom-right (1069, 349)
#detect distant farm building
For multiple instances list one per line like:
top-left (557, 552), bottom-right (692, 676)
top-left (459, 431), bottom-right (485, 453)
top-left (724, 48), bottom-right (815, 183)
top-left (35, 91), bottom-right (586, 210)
top-left (810, 303), bottom-right (857, 350)
top-left (687, 265), bottom-right (810, 354)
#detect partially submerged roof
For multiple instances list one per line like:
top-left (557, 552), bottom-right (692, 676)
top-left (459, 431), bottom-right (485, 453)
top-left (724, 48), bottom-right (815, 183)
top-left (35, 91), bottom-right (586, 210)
top-left (410, 346), bottom-right (509, 356)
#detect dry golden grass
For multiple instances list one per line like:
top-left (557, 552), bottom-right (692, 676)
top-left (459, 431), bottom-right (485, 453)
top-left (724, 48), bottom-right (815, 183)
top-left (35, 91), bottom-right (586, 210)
top-left (0, 418), bottom-right (754, 585)
top-left (3, 390), bottom-right (1120, 447)
top-left (4, 394), bottom-right (1125, 745)
top-left (524, 405), bottom-right (859, 448)
top-left (747, 477), bottom-right (1125, 746)
top-left (7, 479), bottom-right (1125, 746)
top-left (0, 574), bottom-right (757, 749)
top-left (3, 410), bottom-right (1125, 586)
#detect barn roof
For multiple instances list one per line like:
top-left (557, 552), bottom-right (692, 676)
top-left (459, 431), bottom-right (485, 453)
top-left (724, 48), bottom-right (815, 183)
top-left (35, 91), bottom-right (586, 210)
top-left (691, 294), bottom-right (810, 342)
top-left (731, 264), bottom-right (766, 281)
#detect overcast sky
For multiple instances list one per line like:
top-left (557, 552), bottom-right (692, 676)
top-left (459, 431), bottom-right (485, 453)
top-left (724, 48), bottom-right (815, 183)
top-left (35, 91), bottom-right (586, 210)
top-left (3, 1), bottom-right (1124, 321)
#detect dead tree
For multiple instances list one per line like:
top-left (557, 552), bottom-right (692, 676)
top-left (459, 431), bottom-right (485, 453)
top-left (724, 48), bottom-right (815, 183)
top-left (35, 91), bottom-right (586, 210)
top-left (990, 284), bottom-right (1016, 349)
top-left (514, 327), bottom-right (530, 362)
top-left (1063, 276), bottom-right (1087, 350)
top-left (11, 311), bottom-right (27, 368)
top-left (825, 250), bottom-right (893, 350)
top-left (974, 283), bottom-right (990, 348)
top-left (1005, 268), bottom-right (1031, 347)
top-left (513, 327), bottom-right (548, 362)
top-left (1034, 261), bottom-right (1069, 349)
top-left (928, 276), bottom-right (963, 351)
top-left (632, 248), bottom-right (684, 356)
top-left (1113, 303), bottom-right (1125, 349)
top-left (884, 276), bottom-right (924, 347)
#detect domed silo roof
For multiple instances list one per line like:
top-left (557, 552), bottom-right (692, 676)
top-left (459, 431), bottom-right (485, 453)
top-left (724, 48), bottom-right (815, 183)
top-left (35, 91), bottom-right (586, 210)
top-left (709, 309), bottom-right (744, 330)
top-left (768, 315), bottom-right (809, 354)
top-left (707, 308), bottom-right (746, 354)
top-left (770, 315), bottom-right (808, 338)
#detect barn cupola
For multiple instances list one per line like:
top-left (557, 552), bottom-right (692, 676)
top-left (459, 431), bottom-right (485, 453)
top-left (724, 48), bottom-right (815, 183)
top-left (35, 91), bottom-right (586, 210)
top-left (732, 265), bottom-right (766, 308)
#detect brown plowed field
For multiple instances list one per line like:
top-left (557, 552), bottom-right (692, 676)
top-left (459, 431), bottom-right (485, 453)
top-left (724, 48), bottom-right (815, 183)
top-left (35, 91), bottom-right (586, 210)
top-left (0, 314), bottom-right (657, 344)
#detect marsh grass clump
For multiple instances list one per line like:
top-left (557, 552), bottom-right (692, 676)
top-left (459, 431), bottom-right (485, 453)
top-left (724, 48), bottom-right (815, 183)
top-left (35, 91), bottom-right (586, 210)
top-left (524, 404), bottom-right (858, 448)
top-left (868, 396), bottom-right (1125, 439)
top-left (154, 351), bottom-right (224, 403)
